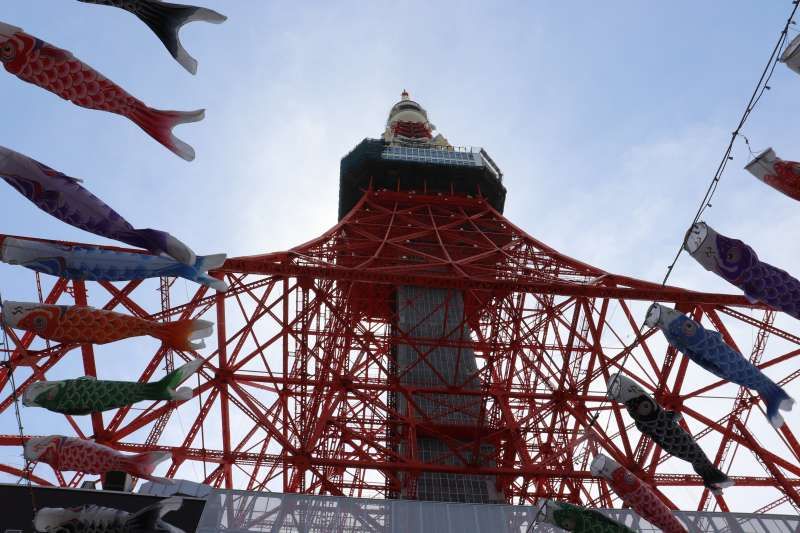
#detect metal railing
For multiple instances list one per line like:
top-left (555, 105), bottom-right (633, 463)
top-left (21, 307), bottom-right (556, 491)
top-left (340, 139), bottom-right (503, 183)
top-left (380, 144), bottom-right (503, 182)
top-left (195, 490), bottom-right (800, 532)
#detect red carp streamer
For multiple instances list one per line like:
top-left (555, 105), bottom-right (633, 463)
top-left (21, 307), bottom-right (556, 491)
top-left (0, 21), bottom-right (204, 160)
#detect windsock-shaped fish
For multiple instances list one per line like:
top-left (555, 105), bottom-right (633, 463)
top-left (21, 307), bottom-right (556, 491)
top-left (0, 146), bottom-right (195, 264)
top-left (0, 21), bottom-right (203, 160)
top-left (78, 0), bottom-right (226, 75)
top-left (607, 373), bottom-right (733, 493)
top-left (781, 33), bottom-right (800, 76)
top-left (3, 300), bottom-right (212, 350)
top-left (34, 496), bottom-right (185, 532)
top-left (23, 358), bottom-right (203, 415)
top-left (646, 303), bottom-right (794, 428)
top-left (24, 435), bottom-right (170, 481)
top-left (684, 222), bottom-right (800, 319)
top-left (590, 454), bottom-right (687, 533)
top-left (744, 148), bottom-right (800, 203)
top-left (537, 499), bottom-right (635, 533)
top-left (0, 236), bottom-right (228, 292)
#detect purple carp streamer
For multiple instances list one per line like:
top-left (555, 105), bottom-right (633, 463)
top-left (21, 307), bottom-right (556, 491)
top-left (607, 373), bottom-right (733, 493)
top-left (646, 303), bottom-right (794, 428)
top-left (685, 222), bottom-right (800, 319)
top-left (0, 145), bottom-right (195, 264)
top-left (78, 0), bottom-right (227, 74)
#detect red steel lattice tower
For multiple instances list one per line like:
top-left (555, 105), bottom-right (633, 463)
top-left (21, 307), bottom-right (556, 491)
top-left (2, 92), bottom-right (800, 515)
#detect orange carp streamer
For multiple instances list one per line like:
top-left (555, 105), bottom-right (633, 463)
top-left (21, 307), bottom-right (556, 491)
top-left (3, 301), bottom-right (212, 350)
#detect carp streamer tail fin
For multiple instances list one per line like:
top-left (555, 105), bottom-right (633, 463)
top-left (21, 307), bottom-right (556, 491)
top-left (760, 380), bottom-right (795, 429)
top-left (150, 358), bottom-right (204, 402)
top-left (197, 253), bottom-right (227, 271)
top-left (133, 0), bottom-right (227, 74)
top-left (127, 496), bottom-right (186, 533)
top-left (694, 462), bottom-right (734, 494)
top-left (129, 106), bottom-right (205, 161)
top-left (126, 228), bottom-right (196, 265)
top-left (183, 254), bottom-right (228, 292)
top-left (124, 450), bottom-right (171, 481)
top-left (153, 319), bottom-right (213, 350)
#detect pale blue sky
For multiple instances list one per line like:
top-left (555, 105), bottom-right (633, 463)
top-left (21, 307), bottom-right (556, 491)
top-left (2, 0), bottom-right (800, 513)
top-left (2, 2), bottom-right (798, 284)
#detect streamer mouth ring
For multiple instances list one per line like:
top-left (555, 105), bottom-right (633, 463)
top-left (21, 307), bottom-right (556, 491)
top-left (683, 222), bottom-right (709, 254)
top-left (781, 33), bottom-right (800, 64)
top-left (533, 499), bottom-right (553, 526)
top-left (644, 303), bottom-right (662, 328)
top-left (590, 454), bottom-right (609, 477)
top-left (0, 22), bottom-right (22, 41)
top-left (33, 508), bottom-right (70, 531)
top-left (607, 374), bottom-right (622, 400)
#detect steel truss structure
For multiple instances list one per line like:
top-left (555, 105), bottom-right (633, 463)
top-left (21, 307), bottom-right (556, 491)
top-left (1, 188), bottom-right (800, 513)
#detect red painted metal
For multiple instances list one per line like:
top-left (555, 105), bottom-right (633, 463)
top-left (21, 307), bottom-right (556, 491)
top-left (1, 188), bottom-right (799, 513)
top-left (391, 121), bottom-right (432, 139)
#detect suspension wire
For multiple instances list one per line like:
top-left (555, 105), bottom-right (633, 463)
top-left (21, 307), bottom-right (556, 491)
top-left (628, 0), bottom-right (800, 445)
top-left (0, 290), bottom-right (38, 513)
top-left (739, 134), bottom-right (761, 159)
top-left (525, 499), bottom-right (547, 533)
top-left (660, 1), bottom-right (799, 287)
top-left (573, 4), bottom-right (800, 505)
top-left (590, 0), bottom-right (800, 420)
top-left (198, 371), bottom-right (208, 480)
top-left (587, 322), bottom-right (648, 427)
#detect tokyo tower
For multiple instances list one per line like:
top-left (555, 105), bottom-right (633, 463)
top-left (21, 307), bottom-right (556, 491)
top-left (1, 91), bottom-right (799, 515)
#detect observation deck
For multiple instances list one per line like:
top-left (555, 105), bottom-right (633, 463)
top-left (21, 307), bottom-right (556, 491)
top-left (338, 138), bottom-right (506, 219)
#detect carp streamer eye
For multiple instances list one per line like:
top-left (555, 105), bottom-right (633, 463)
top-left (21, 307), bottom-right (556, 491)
top-left (33, 315), bottom-right (48, 331)
top-left (559, 516), bottom-right (577, 530)
top-left (636, 401), bottom-right (653, 416)
top-left (0, 41), bottom-right (14, 61)
top-left (681, 321), bottom-right (697, 336)
top-left (726, 246), bottom-right (742, 263)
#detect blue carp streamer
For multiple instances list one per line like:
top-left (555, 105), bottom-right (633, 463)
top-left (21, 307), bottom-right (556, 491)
top-left (646, 303), bottom-right (793, 428)
top-left (0, 236), bottom-right (227, 292)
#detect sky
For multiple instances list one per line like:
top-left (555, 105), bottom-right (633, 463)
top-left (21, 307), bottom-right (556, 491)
top-left (2, 0), bottom-right (800, 517)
